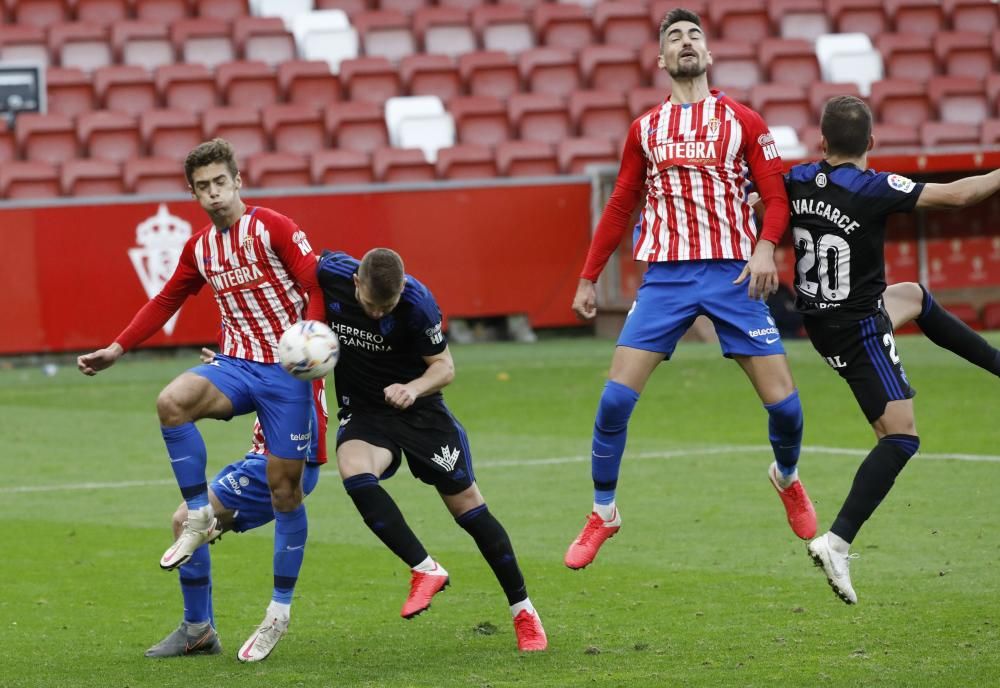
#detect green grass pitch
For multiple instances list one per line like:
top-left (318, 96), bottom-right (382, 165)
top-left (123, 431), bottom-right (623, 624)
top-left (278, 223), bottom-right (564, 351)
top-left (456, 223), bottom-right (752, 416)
top-left (1, 335), bottom-right (998, 687)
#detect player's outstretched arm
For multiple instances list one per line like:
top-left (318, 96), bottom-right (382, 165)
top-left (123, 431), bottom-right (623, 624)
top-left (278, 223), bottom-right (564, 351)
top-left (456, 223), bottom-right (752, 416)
top-left (77, 342), bottom-right (125, 376)
top-left (572, 278), bottom-right (598, 320)
top-left (384, 347), bottom-right (456, 410)
top-left (917, 168), bottom-right (1000, 209)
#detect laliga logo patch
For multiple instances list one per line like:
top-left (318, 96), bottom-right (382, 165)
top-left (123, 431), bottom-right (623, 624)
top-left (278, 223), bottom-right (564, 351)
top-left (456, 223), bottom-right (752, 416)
top-left (129, 204), bottom-right (191, 336)
top-left (887, 174), bottom-right (916, 193)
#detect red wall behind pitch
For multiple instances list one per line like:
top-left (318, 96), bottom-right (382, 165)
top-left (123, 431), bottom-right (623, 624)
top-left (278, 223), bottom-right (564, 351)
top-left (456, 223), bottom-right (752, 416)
top-left (0, 183), bottom-right (591, 354)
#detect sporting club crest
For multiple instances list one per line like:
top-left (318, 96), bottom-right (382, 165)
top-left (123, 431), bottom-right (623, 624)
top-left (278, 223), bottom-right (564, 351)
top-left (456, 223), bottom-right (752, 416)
top-left (128, 204), bottom-right (191, 336)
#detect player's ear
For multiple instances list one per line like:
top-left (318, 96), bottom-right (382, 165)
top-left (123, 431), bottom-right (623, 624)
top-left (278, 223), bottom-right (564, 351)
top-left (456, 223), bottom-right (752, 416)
top-left (656, 52), bottom-right (666, 70)
top-left (188, 184), bottom-right (196, 200)
top-left (234, 172), bottom-right (243, 189)
top-left (705, 50), bottom-right (713, 67)
top-left (866, 135), bottom-right (874, 152)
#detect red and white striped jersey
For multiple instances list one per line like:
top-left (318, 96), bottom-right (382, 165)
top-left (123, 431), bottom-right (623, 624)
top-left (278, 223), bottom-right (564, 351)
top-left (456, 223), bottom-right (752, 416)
top-left (115, 205), bottom-right (325, 362)
top-left (581, 90), bottom-right (789, 281)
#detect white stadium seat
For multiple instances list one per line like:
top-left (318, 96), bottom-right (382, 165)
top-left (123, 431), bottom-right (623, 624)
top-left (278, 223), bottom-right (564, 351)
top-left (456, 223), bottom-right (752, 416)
top-left (254, 0), bottom-right (315, 31)
top-left (385, 95), bottom-right (455, 162)
top-left (292, 10), bottom-right (359, 73)
top-left (815, 33), bottom-right (883, 96)
top-left (771, 125), bottom-right (807, 160)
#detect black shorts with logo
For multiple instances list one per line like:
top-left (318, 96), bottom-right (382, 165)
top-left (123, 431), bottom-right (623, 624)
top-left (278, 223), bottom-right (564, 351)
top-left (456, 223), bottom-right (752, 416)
top-left (335, 400), bottom-right (475, 495)
top-left (804, 308), bottom-right (916, 423)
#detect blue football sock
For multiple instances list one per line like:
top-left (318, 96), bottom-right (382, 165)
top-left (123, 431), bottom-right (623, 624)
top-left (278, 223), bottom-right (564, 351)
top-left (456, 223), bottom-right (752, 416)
top-left (764, 389), bottom-right (803, 478)
top-left (161, 423), bottom-right (209, 510)
top-left (180, 544), bottom-right (212, 625)
top-left (272, 505), bottom-right (308, 605)
top-left (592, 380), bottom-right (640, 505)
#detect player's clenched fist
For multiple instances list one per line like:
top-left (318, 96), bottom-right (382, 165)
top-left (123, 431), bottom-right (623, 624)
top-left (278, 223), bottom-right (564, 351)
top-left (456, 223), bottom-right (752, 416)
top-left (384, 383), bottom-right (418, 409)
top-left (77, 343), bottom-right (124, 376)
top-left (572, 279), bottom-right (598, 320)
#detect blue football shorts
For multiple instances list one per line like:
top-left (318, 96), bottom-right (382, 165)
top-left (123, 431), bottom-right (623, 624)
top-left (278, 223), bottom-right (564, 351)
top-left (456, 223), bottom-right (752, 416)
top-left (190, 354), bottom-right (315, 460)
top-left (210, 455), bottom-right (322, 532)
top-left (618, 260), bottom-right (786, 359)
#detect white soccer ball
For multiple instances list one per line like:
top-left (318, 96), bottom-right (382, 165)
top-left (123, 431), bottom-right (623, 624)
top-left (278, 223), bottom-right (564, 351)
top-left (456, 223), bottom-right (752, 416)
top-left (278, 321), bottom-right (340, 380)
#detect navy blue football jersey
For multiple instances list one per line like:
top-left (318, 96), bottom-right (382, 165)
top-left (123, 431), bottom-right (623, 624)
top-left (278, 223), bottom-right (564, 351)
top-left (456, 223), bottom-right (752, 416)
top-left (317, 250), bottom-right (448, 412)
top-left (785, 161), bottom-right (924, 319)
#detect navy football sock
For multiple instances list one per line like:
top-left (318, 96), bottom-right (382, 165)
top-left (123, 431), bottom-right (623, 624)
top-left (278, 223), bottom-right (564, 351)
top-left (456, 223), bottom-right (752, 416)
top-left (764, 389), bottom-right (804, 478)
top-left (344, 474), bottom-right (428, 568)
top-left (917, 286), bottom-right (1000, 376)
top-left (831, 434), bottom-right (919, 544)
top-left (180, 544), bottom-right (212, 624)
top-left (161, 423), bottom-right (209, 510)
top-left (272, 504), bottom-right (307, 604)
top-left (456, 504), bottom-right (527, 606)
top-left (591, 380), bottom-right (640, 505)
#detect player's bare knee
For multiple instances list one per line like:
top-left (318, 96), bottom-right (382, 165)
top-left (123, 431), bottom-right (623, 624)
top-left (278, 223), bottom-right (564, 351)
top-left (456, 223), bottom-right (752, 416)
top-left (156, 387), bottom-right (193, 425)
top-left (271, 484), bottom-right (303, 512)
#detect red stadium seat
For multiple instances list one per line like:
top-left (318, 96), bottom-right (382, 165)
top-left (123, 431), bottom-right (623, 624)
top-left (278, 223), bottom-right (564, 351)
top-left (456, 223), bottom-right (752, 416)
top-left (136, 0), bottom-right (193, 22)
top-left (112, 20), bottom-right (176, 71)
top-left (920, 121), bottom-right (980, 148)
top-left (61, 158), bottom-right (124, 197)
top-left (648, 0), bottom-right (711, 37)
top-left (125, 156), bottom-right (189, 194)
top-left (751, 83), bottom-right (811, 131)
top-left (709, 0), bottom-right (772, 42)
top-left (876, 33), bottom-right (937, 82)
top-left (640, 42), bottom-right (672, 89)
top-left (437, 0), bottom-right (484, 10)
top-left (448, 95), bottom-right (511, 145)
top-left (234, 16), bottom-right (296, 69)
top-left (458, 50), bottom-right (521, 99)
top-left (496, 139), bottom-right (558, 177)
top-left (929, 76), bottom-right (989, 125)
top-left (278, 60), bottom-right (341, 109)
top-left (15, 112), bottom-right (78, 164)
top-left (569, 90), bottom-right (631, 143)
top-left (156, 64), bottom-right (218, 113)
top-left (989, 73), bottom-right (1000, 116)
top-left (76, 0), bottom-right (129, 26)
top-left (311, 150), bottom-right (374, 185)
top-left (413, 7), bottom-right (476, 58)
top-left (46, 67), bottom-right (96, 119)
top-left (340, 57), bottom-right (403, 106)
top-left (594, 1), bottom-right (655, 48)
top-left (934, 31), bottom-right (993, 79)
top-left (194, 0), bottom-right (249, 22)
top-left (49, 23), bottom-right (112, 73)
top-left (797, 125), bottom-right (823, 153)
top-left (353, 9), bottom-right (416, 62)
top-left (171, 18), bottom-right (235, 70)
top-left (828, 0), bottom-right (889, 35)
top-left (202, 107), bottom-right (268, 157)
top-left (9, 0), bottom-right (70, 28)
top-left (94, 66), bottom-right (158, 118)
top-left (0, 119), bottom-right (14, 163)
top-left (325, 101), bottom-right (388, 154)
top-left (533, 3), bottom-right (595, 52)
top-left (245, 152), bottom-right (310, 188)
top-left (141, 108), bottom-right (201, 161)
top-left (316, 0), bottom-right (371, 15)
top-left (580, 45), bottom-right (643, 93)
top-left (982, 119), bottom-right (1000, 145)
top-left (872, 123), bottom-right (920, 152)
top-left (945, 0), bottom-right (999, 34)
top-left (509, 92), bottom-right (572, 145)
top-left (372, 147), bottom-right (435, 182)
top-left (807, 81), bottom-right (861, 120)
top-left (436, 144), bottom-right (498, 179)
top-left (627, 87), bottom-right (665, 118)
top-left (262, 103), bottom-right (327, 156)
top-left (216, 61), bottom-right (281, 107)
top-left (707, 40), bottom-right (760, 90)
top-left (77, 111), bottom-right (141, 163)
top-left (759, 38), bottom-right (820, 84)
top-left (518, 47), bottom-right (581, 98)
top-left (557, 137), bottom-right (618, 174)
top-left (472, 4), bottom-right (535, 54)
top-left (982, 301), bottom-right (1000, 330)
top-left (870, 79), bottom-right (934, 127)
top-left (768, 0), bottom-right (830, 42)
top-left (887, 0), bottom-right (947, 38)
top-left (379, 0), bottom-right (429, 15)
top-left (401, 54), bottom-right (462, 101)
top-left (0, 25), bottom-right (49, 67)
top-left (0, 161), bottom-right (60, 199)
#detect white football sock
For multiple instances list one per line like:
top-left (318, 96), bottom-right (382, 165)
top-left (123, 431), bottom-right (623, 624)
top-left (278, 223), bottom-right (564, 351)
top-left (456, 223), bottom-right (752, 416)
top-left (510, 598), bottom-right (536, 617)
top-left (593, 502), bottom-right (616, 521)
top-left (267, 600), bottom-right (291, 620)
top-left (412, 556), bottom-right (438, 573)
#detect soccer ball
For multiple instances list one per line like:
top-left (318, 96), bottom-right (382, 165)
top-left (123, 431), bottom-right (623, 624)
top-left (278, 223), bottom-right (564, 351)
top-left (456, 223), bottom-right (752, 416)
top-left (278, 321), bottom-right (340, 380)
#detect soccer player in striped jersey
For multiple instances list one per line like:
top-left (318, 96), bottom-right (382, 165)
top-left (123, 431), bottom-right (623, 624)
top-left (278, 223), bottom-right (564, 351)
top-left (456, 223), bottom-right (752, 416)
top-left (77, 139), bottom-right (324, 661)
top-left (783, 96), bottom-right (1000, 604)
top-left (565, 7), bottom-right (817, 571)
top-left (146, 366), bottom-right (327, 660)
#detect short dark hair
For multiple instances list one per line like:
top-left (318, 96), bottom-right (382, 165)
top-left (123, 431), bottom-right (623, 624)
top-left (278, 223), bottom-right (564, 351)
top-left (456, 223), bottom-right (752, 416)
top-left (358, 248), bottom-right (405, 302)
top-left (184, 138), bottom-right (239, 187)
top-left (659, 8), bottom-right (703, 44)
top-left (820, 96), bottom-right (873, 158)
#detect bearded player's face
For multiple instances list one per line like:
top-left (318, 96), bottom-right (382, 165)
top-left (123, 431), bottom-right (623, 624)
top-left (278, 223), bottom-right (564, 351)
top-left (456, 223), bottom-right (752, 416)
top-left (659, 20), bottom-right (712, 79)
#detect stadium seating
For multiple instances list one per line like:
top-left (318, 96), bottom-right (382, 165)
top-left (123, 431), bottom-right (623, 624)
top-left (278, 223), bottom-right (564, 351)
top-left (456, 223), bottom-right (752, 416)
top-left (61, 158), bottom-right (125, 197)
top-left (400, 54), bottom-right (462, 101)
top-left (709, 0), bottom-right (771, 43)
top-left (372, 147), bottom-right (436, 182)
top-left (413, 7), bottom-right (476, 58)
top-left (246, 152), bottom-right (311, 188)
top-left (982, 301), bottom-right (1000, 331)
top-left (929, 77), bottom-right (989, 125)
top-left (448, 95), bottom-right (511, 145)
top-left (76, 0), bottom-right (129, 26)
top-left (569, 89), bottom-right (631, 143)
top-left (354, 9), bottom-right (416, 62)
top-left (579, 45), bottom-right (643, 92)
top-left (156, 64), bottom-right (219, 113)
top-left (982, 119), bottom-right (1000, 146)
top-left (473, 4), bottom-right (535, 54)
top-left (197, 0), bottom-right (250, 22)
top-left (112, 21), bottom-right (176, 72)
top-left (768, 0), bottom-right (830, 42)
top-left (519, 47), bottom-right (582, 97)
top-left (945, 0), bottom-right (999, 34)
top-left (627, 87), bottom-right (664, 118)
top-left (49, 22), bottom-right (113, 73)
top-left (887, 0), bottom-right (946, 38)
top-left (340, 56), bottom-right (403, 105)
top-left (808, 81), bottom-right (862, 119)
top-left (46, 67), bottom-right (97, 118)
top-left (876, 33), bottom-right (937, 82)
top-left (278, 60), bottom-right (341, 109)
top-left (262, 103), bottom-right (327, 155)
top-left (496, 140), bottom-right (559, 177)
top-left (751, 84), bottom-right (811, 131)
top-left (325, 101), bottom-right (389, 153)
top-left (216, 60), bottom-right (281, 107)
top-left (594, 2), bottom-right (654, 47)
top-left (15, 112), bottom-right (79, 164)
top-left (0, 119), bottom-right (14, 163)
top-left (510, 93), bottom-right (572, 145)
top-left (934, 31), bottom-right (994, 79)
top-left (78, 110), bottom-right (141, 163)
top-left (759, 38), bottom-right (821, 84)
top-left (171, 18), bottom-right (235, 71)
top-left (234, 16), bottom-right (297, 68)
top-left (202, 107), bottom-right (268, 156)
top-left (254, 0), bottom-right (314, 30)
top-left (920, 122), bottom-right (980, 149)
top-left (0, 25), bottom-right (49, 66)
top-left (872, 123), bottom-right (921, 152)
top-left (291, 9), bottom-right (359, 72)
top-left (0, 161), bottom-right (61, 199)
top-left (815, 33), bottom-right (883, 95)
top-left (458, 50), bottom-right (521, 99)
top-left (94, 65), bottom-right (157, 118)
top-left (136, 0), bottom-right (193, 23)
top-left (827, 0), bottom-right (889, 35)
top-left (436, 144), bottom-right (498, 179)
top-left (708, 40), bottom-right (761, 91)
top-left (311, 149), bottom-right (374, 185)
top-left (557, 137), bottom-right (618, 174)
top-left (534, 4), bottom-right (595, 52)
top-left (870, 79), bottom-right (933, 127)
top-left (8, 0), bottom-right (72, 28)
top-left (141, 108), bottom-right (202, 161)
